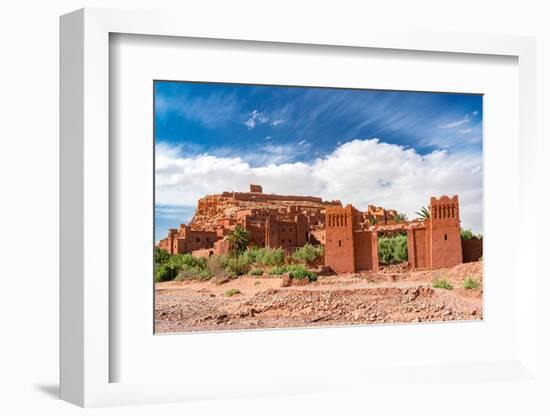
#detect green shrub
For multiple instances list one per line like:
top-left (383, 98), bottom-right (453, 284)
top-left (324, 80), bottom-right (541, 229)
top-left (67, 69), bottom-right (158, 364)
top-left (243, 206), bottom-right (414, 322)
top-left (154, 247), bottom-right (171, 265)
top-left (286, 264), bottom-right (317, 282)
top-left (268, 264), bottom-right (317, 282)
top-left (241, 247), bottom-right (285, 267)
top-left (269, 265), bottom-right (288, 275)
top-left (155, 264), bottom-right (179, 282)
top-left (224, 288), bottom-right (241, 297)
top-left (225, 256), bottom-right (251, 277)
top-left (378, 234), bottom-right (408, 264)
top-left (207, 255), bottom-right (229, 277)
top-left (461, 228), bottom-right (483, 240)
top-left (292, 244), bottom-right (324, 264)
top-left (462, 277), bottom-right (480, 289)
top-left (432, 276), bottom-right (453, 290)
top-left (259, 247), bottom-right (285, 266)
top-left (170, 253), bottom-right (207, 271)
top-left (460, 228), bottom-right (474, 240)
top-left (250, 268), bottom-right (263, 276)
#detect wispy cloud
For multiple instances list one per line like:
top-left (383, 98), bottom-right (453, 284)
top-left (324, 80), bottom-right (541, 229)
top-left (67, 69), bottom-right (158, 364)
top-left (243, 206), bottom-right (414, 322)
top-left (156, 92), bottom-right (239, 127)
top-left (244, 110), bottom-right (270, 129)
top-left (440, 116), bottom-right (470, 129)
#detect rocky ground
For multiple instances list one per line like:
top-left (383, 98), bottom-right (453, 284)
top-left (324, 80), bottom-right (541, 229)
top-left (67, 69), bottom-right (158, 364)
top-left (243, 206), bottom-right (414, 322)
top-left (155, 261), bottom-right (483, 333)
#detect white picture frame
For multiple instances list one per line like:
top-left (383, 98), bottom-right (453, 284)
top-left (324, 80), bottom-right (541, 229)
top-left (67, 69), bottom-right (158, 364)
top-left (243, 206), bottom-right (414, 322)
top-left (60, 7), bottom-right (538, 408)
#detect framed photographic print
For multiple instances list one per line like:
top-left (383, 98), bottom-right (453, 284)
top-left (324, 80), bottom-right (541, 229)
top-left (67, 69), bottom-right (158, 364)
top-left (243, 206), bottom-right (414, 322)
top-left (60, 8), bottom-right (539, 408)
top-left (153, 81), bottom-right (484, 334)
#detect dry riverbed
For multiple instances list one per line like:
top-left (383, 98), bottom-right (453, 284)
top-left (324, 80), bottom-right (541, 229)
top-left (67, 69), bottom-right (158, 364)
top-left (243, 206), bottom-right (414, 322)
top-left (155, 261), bottom-right (483, 333)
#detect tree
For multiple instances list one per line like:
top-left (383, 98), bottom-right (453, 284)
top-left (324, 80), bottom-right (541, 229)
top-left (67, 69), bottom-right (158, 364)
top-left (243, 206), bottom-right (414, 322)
top-left (227, 225), bottom-right (251, 255)
top-left (395, 212), bottom-right (408, 223)
top-left (154, 247), bottom-right (171, 265)
top-left (415, 206), bottom-right (430, 220)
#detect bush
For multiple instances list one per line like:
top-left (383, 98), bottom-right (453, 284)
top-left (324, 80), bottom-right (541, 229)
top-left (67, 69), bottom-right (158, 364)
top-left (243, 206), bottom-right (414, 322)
top-left (268, 264), bottom-right (317, 282)
top-left (154, 247), bottom-right (171, 265)
top-left (250, 268), bottom-right (263, 276)
top-left (170, 253), bottom-right (207, 270)
top-left (292, 244), bottom-right (324, 264)
top-left (241, 246), bottom-right (285, 267)
top-left (462, 277), bottom-right (480, 289)
top-left (461, 228), bottom-right (483, 240)
top-left (155, 264), bottom-right (179, 282)
top-left (378, 234), bottom-right (408, 264)
top-left (207, 255), bottom-right (229, 277)
top-left (154, 252), bottom-right (212, 282)
top-left (175, 267), bottom-right (211, 281)
top-left (225, 256), bottom-right (251, 277)
top-left (286, 264), bottom-right (317, 282)
top-left (432, 276), bottom-right (453, 290)
top-left (269, 265), bottom-right (288, 275)
top-left (224, 288), bottom-right (241, 297)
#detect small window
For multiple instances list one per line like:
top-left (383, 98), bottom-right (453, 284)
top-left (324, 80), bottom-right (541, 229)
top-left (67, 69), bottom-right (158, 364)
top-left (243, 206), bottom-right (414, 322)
top-left (338, 240), bottom-right (342, 247)
top-left (444, 234), bottom-right (447, 241)
top-left (196, 237), bottom-right (200, 243)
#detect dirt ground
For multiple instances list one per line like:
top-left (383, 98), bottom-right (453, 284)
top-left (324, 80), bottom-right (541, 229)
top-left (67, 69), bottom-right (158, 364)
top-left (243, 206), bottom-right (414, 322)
top-left (155, 261), bottom-right (483, 333)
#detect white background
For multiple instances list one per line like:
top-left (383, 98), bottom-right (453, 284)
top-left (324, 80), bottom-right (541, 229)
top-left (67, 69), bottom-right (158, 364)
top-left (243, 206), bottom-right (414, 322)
top-left (1, 1), bottom-right (549, 415)
top-left (112, 34), bottom-right (519, 383)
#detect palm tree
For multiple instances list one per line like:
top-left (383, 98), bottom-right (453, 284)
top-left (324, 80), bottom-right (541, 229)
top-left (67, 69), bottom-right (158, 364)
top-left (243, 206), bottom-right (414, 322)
top-left (415, 206), bottom-right (430, 220)
top-left (395, 212), bottom-right (408, 223)
top-left (227, 225), bottom-right (251, 255)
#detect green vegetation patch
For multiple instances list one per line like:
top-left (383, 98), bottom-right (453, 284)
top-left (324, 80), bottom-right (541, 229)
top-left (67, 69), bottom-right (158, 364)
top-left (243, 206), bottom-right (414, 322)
top-left (462, 277), bottom-right (480, 289)
top-left (291, 243), bottom-right (324, 264)
top-left (224, 288), bottom-right (241, 297)
top-left (378, 234), bottom-right (408, 265)
top-left (432, 276), bottom-right (453, 290)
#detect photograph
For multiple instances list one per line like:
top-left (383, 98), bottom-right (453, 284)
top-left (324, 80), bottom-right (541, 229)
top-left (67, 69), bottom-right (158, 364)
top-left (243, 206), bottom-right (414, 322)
top-left (154, 81), bottom-right (484, 333)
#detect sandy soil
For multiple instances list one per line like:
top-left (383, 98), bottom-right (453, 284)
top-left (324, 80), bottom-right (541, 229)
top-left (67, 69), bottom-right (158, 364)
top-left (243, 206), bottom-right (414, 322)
top-left (155, 261), bottom-right (483, 333)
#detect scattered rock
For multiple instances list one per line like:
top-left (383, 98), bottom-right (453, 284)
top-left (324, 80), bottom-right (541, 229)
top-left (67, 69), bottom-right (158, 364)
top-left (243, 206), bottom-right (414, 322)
top-left (280, 274), bottom-right (292, 287)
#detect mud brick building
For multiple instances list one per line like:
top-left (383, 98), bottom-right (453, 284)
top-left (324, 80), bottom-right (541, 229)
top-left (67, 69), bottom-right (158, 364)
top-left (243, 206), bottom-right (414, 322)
top-left (157, 224), bottom-right (218, 255)
top-left (324, 195), bottom-right (466, 273)
top-left (157, 185), bottom-right (481, 272)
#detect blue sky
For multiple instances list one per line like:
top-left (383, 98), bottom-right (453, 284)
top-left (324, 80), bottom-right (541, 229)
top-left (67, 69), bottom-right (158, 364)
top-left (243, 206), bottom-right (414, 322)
top-left (155, 81), bottom-right (483, 239)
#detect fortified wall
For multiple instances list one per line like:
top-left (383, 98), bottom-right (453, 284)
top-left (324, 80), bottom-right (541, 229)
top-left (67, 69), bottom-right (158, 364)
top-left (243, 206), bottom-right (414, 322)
top-left (157, 185), bottom-right (481, 272)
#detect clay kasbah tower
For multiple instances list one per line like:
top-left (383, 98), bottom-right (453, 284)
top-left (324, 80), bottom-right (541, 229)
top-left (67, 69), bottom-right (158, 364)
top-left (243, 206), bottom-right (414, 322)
top-left (157, 185), bottom-right (482, 272)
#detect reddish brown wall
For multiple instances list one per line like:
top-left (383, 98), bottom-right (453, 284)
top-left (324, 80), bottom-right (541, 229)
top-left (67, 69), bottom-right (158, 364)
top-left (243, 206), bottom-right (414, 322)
top-left (409, 228), bottom-right (427, 269)
top-left (428, 196), bottom-right (463, 269)
top-left (462, 238), bottom-right (483, 262)
top-left (324, 205), bottom-right (356, 274)
top-left (354, 230), bottom-right (374, 271)
top-left (265, 219), bottom-right (301, 249)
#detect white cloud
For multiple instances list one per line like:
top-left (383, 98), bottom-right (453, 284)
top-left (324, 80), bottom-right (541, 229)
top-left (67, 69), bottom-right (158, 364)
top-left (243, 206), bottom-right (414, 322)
top-left (271, 119), bottom-right (284, 127)
top-left (156, 93), bottom-right (239, 127)
top-left (244, 110), bottom-right (270, 129)
top-left (440, 116), bottom-right (470, 129)
top-left (156, 139), bottom-right (482, 233)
